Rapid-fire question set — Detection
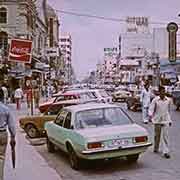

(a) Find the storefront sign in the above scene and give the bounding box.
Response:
[45,47,59,57]
[8,39,32,63]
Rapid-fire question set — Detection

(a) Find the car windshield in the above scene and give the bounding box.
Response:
[75,107,132,129]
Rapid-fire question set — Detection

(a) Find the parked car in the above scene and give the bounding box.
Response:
[126,90,142,111]
[45,103,152,170]
[19,99,80,138]
[112,90,131,102]
[88,89,112,103]
[172,82,180,110]
[39,90,96,113]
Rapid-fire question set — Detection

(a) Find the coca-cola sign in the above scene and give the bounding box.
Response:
[8,39,32,63]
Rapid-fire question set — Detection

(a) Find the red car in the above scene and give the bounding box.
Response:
[39,90,94,113]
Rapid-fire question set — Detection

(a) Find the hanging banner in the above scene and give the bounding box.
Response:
[8,39,33,63]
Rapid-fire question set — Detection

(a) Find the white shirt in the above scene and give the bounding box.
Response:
[2,86,8,98]
[140,88,151,107]
[14,88,23,99]
[148,96,172,124]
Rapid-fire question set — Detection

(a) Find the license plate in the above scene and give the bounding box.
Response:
[109,139,131,147]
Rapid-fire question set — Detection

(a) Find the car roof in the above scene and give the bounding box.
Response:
[53,99,80,105]
[64,103,119,113]
[53,89,92,97]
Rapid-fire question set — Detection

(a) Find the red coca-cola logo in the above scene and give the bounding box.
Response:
[11,47,30,54]
[8,39,32,63]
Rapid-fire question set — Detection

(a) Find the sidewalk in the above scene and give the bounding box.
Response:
[4,103,62,180]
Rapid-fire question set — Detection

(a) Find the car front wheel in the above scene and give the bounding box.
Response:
[126,154,139,163]
[25,124,39,138]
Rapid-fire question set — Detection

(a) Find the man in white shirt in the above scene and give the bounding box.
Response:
[149,86,172,159]
[140,80,151,124]
[1,85,8,104]
[14,86,23,110]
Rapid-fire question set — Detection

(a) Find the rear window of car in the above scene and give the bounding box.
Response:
[75,107,132,129]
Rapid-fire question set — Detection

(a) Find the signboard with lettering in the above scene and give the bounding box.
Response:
[126,16,149,33]
[8,39,32,63]
[167,22,178,62]
[45,47,59,57]
[104,47,118,57]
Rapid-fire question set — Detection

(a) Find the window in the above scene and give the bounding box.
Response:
[54,110,68,126]
[46,105,62,115]
[61,39,66,42]
[0,7,7,23]
[0,32,8,51]
[63,112,72,129]
[75,108,132,129]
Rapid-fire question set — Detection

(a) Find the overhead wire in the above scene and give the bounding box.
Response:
[38,7,177,26]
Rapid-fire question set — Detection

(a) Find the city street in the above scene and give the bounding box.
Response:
[19,103,180,180]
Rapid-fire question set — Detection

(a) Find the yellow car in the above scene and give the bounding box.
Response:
[19,100,79,138]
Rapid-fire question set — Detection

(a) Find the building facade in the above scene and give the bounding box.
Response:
[0,0,64,90]
[59,33,72,84]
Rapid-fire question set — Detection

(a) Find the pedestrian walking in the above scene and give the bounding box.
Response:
[140,80,152,124]
[33,86,40,109]
[14,86,23,110]
[1,85,8,104]
[25,88,32,109]
[0,88,16,180]
[149,86,172,159]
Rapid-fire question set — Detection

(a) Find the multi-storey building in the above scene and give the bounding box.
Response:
[0,0,63,89]
[0,0,39,88]
[59,33,72,84]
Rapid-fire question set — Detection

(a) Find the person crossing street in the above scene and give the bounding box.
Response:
[149,86,172,159]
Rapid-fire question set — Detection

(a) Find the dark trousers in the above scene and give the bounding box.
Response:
[0,131,8,180]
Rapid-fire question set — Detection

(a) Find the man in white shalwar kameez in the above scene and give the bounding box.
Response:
[149,86,172,159]
[140,81,151,124]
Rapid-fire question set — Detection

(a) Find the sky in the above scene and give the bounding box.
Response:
[48,0,180,80]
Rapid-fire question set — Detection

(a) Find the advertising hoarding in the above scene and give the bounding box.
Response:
[8,39,32,63]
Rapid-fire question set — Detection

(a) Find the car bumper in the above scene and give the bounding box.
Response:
[78,143,152,160]
[115,97,127,101]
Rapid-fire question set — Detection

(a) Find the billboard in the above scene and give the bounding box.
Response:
[167,22,178,62]
[126,16,149,33]
[8,39,32,63]
[104,47,118,57]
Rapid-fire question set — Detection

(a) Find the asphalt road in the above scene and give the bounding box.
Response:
[31,103,180,180]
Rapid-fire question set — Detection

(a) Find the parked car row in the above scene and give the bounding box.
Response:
[19,86,152,170]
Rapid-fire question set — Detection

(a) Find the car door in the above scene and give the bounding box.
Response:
[61,112,74,152]
[51,110,68,151]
